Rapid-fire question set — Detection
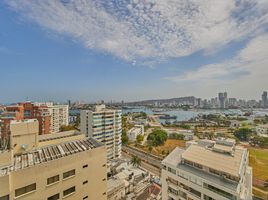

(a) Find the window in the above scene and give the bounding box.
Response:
[15,183,36,197]
[83,196,88,199]
[63,186,75,197]
[83,164,88,168]
[47,175,59,185]
[168,167,176,175]
[47,193,60,200]
[83,180,88,185]
[63,169,75,179]
[0,195,9,200]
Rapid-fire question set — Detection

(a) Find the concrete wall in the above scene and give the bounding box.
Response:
[0,145,107,200]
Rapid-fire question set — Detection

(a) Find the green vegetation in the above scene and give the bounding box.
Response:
[147,129,168,146]
[130,155,141,168]
[60,125,77,132]
[249,148,268,185]
[202,114,230,126]
[74,115,80,129]
[250,136,268,148]
[136,134,144,144]
[163,123,190,129]
[169,133,184,140]
[121,129,128,145]
[234,127,252,141]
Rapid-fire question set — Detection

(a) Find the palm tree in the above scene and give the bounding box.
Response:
[130,155,141,168]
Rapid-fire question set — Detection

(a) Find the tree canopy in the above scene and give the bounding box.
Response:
[147,129,168,146]
[234,127,252,141]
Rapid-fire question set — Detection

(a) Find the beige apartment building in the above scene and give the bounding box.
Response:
[34,102,69,133]
[80,105,122,161]
[0,119,107,200]
[161,138,252,200]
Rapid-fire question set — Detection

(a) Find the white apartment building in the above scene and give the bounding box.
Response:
[0,119,107,200]
[161,138,252,200]
[127,125,144,142]
[80,104,122,160]
[34,102,69,133]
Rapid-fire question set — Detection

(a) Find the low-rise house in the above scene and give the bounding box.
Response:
[127,125,144,142]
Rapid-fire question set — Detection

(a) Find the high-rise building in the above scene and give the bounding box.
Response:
[218,92,228,109]
[80,104,122,160]
[0,119,107,200]
[161,138,252,200]
[261,91,267,108]
[34,103,69,133]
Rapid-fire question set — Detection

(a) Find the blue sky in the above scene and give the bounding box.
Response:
[0,0,268,103]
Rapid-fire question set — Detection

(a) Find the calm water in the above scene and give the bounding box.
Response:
[70,107,268,123]
[122,107,245,122]
[122,107,268,122]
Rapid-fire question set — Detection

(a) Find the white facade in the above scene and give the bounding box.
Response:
[161,139,252,200]
[256,125,268,137]
[34,102,69,133]
[80,105,122,160]
[127,125,144,142]
[48,105,69,133]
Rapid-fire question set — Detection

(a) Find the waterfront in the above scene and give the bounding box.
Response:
[122,107,268,123]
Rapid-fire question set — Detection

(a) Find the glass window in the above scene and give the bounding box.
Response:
[63,186,75,197]
[15,183,36,197]
[47,193,59,200]
[63,169,75,179]
[47,175,59,185]
[0,195,9,200]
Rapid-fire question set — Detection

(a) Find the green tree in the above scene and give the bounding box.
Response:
[121,130,128,145]
[136,134,144,144]
[60,125,76,132]
[234,127,252,141]
[131,155,141,168]
[147,129,168,146]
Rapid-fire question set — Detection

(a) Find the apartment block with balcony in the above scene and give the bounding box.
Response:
[161,138,252,200]
[80,104,122,161]
[34,103,69,134]
[0,119,107,200]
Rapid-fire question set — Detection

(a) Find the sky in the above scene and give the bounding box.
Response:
[0,0,268,103]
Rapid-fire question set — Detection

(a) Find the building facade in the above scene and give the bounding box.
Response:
[80,104,122,160]
[261,91,267,108]
[161,138,252,200]
[47,104,69,133]
[127,125,144,142]
[0,119,107,200]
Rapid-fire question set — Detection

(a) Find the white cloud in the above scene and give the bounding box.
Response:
[5,0,268,64]
[165,34,268,99]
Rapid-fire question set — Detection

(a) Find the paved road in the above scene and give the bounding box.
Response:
[121,152,161,177]
[122,146,162,169]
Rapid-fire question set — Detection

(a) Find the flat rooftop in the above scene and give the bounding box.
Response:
[39,130,82,142]
[0,137,103,177]
[162,147,184,167]
[182,144,246,177]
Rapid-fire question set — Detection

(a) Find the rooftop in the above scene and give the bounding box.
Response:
[182,144,245,177]
[0,137,103,177]
[39,130,82,142]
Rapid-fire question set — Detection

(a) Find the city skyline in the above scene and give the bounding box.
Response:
[1,1,268,102]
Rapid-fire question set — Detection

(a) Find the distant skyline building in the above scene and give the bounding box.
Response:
[261,91,267,108]
[80,104,122,160]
